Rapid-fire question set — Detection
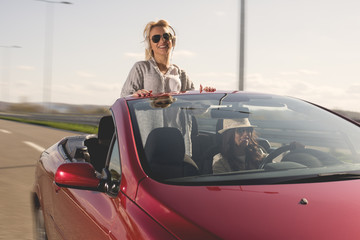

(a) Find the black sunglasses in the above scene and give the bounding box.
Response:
[151,33,172,43]
[235,128,253,134]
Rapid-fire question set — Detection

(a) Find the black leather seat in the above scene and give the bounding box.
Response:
[97,116,115,146]
[85,115,114,172]
[144,127,199,180]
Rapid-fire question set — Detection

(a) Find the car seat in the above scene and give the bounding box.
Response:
[144,127,199,180]
[85,115,114,172]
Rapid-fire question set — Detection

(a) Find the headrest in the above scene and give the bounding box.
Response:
[98,115,114,144]
[144,127,185,165]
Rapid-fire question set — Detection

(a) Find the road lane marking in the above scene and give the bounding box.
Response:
[23,141,45,152]
[0,129,12,134]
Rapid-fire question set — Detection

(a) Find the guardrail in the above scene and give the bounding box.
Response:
[0,112,104,126]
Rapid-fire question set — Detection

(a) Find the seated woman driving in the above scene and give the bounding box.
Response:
[213,118,267,174]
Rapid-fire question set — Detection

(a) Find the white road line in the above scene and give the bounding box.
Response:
[0,129,12,134]
[23,141,45,152]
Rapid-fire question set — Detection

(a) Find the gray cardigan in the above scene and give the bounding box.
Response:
[121,59,194,97]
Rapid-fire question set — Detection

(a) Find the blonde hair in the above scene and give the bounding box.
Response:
[143,19,176,60]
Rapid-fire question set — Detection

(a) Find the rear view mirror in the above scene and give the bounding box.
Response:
[55,163,100,190]
[210,107,250,119]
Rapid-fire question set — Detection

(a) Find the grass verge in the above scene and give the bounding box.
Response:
[0,116,98,134]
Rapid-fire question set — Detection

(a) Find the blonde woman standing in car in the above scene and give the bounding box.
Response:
[121,19,194,97]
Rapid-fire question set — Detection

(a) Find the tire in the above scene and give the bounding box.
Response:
[34,207,48,240]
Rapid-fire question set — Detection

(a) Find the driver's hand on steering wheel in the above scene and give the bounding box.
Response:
[290,142,305,151]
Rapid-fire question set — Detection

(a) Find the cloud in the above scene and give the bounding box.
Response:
[76,71,96,78]
[243,72,360,111]
[17,65,35,71]
[246,73,264,81]
[191,72,237,90]
[298,69,319,75]
[87,81,121,92]
[173,50,196,57]
[247,73,319,97]
[57,81,120,93]
[215,11,226,17]
[52,81,121,105]
[279,71,299,76]
[346,84,360,95]
[195,72,236,78]
[124,52,143,59]
[280,69,319,76]
[13,80,32,87]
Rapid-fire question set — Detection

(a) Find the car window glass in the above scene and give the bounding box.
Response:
[108,138,121,194]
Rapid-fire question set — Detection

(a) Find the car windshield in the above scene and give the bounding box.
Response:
[127,92,360,185]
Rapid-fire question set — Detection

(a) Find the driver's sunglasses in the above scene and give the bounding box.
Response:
[236,128,253,134]
[151,33,172,43]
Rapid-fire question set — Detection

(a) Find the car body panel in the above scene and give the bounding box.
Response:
[137,177,360,239]
[52,187,175,239]
[35,152,176,239]
[35,143,67,239]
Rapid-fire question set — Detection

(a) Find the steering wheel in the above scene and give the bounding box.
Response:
[259,144,293,168]
[259,143,342,169]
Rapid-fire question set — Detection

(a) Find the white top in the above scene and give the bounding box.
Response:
[121,58,194,97]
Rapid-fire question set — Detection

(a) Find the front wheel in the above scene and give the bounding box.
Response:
[34,207,47,240]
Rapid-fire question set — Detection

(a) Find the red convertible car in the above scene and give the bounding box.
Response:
[32,91,360,239]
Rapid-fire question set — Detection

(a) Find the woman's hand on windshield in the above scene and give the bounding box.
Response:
[200,84,216,93]
[133,89,153,97]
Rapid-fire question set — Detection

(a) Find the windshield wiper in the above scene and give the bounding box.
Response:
[164,171,360,186]
[280,172,360,184]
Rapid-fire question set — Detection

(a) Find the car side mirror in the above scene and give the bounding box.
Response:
[55,163,100,190]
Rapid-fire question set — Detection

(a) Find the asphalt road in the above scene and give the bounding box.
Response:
[0,119,78,240]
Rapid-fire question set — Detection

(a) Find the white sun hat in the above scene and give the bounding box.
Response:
[218,118,256,134]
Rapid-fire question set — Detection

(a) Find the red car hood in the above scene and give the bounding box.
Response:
[136,178,360,239]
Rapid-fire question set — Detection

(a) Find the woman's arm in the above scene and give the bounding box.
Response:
[120,63,144,97]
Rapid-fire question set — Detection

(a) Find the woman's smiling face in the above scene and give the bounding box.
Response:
[149,26,173,58]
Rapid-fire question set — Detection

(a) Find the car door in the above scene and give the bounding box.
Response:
[52,136,123,239]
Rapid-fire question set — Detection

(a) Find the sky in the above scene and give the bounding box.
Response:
[1,0,359,112]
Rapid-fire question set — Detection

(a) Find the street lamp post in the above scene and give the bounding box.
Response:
[36,0,72,111]
[239,0,245,91]
[0,45,21,103]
